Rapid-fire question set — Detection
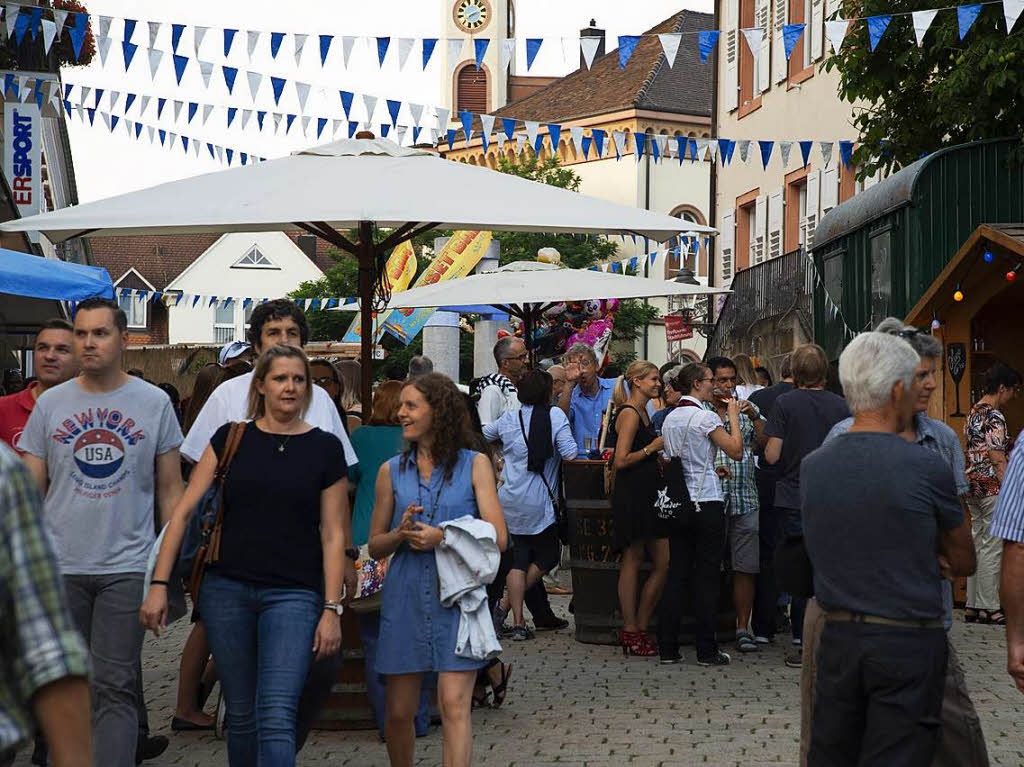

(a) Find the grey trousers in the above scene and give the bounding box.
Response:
[64,573,145,767]
[800,598,989,767]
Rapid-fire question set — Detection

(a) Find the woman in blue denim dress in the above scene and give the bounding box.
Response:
[368,373,507,767]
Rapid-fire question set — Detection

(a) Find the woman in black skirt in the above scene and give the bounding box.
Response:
[610,360,668,657]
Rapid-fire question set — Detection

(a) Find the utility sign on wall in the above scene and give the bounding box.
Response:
[4,102,42,220]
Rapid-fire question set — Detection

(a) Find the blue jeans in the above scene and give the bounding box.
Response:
[358,612,431,737]
[200,574,320,767]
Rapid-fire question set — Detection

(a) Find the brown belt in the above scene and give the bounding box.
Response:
[825,610,943,630]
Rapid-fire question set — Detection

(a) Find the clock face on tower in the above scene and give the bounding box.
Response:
[453,0,492,33]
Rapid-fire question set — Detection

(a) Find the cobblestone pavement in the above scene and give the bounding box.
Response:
[13,587,1024,766]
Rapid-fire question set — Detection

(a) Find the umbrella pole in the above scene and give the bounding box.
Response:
[357,222,376,411]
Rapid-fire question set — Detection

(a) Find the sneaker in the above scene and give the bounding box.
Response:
[792,637,803,647]
[135,735,169,765]
[533,616,569,632]
[754,635,772,645]
[492,602,509,635]
[785,647,803,668]
[697,651,731,666]
[659,651,683,665]
[509,625,534,641]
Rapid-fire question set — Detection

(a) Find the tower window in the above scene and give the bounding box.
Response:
[455,64,489,115]
[232,244,279,269]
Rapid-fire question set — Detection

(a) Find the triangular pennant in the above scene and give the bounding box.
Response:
[819,141,834,167]
[446,38,464,75]
[109,90,121,111]
[548,123,562,152]
[202,104,213,126]
[581,134,592,159]
[317,117,328,139]
[227,106,238,127]
[957,4,982,39]
[911,10,938,46]
[340,91,354,119]
[222,28,237,57]
[501,38,516,71]
[695,138,710,161]
[718,138,735,165]
[148,48,163,78]
[173,100,183,122]
[501,118,516,140]
[247,30,260,61]
[122,40,138,70]
[799,140,813,167]
[194,25,208,58]
[824,20,850,54]
[526,38,543,70]
[395,125,407,145]
[332,118,343,137]
[98,36,113,66]
[698,30,720,63]
[286,113,297,133]
[866,15,891,52]
[741,28,763,60]
[460,110,474,142]
[524,121,540,151]
[613,130,627,160]
[247,71,262,101]
[658,33,682,67]
[738,139,751,163]
[125,92,136,112]
[97,15,111,39]
[480,114,495,149]
[409,103,424,126]
[474,38,490,70]
[319,34,333,65]
[53,9,68,40]
[515,133,527,155]
[387,99,402,126]
[580,36,600,69]
[156,96,166,118]
[779,141,793,167]
[222,65,238,94]
[1005,0,1024,31]
[838,140,855,168]
[397,37,415,70]
[342,36,357,68]
[270,32,285,58]
[146,20,160,48]
[618,35,640,69]
[447,128,457,151]
[293,33,308,65]
[257,111,267,131]
[782,24,805,60]
[4,5,18,39]
[570,126,584,154]
[592,129,606,158]
[363,94,378,122]
[295,81,310,111]
[412,125,423,144]
[435,106,450,130]
[171,23,185,52]
[376,36,390,66]
[69,13,88,61]
[422,38,438,68]
[173,54,188,84]
[242,109,253,129]
[41,18,56,53]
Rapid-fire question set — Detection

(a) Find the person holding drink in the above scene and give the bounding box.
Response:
[706,357,766,654]
[557,342,616,457]
[609,361,669,656]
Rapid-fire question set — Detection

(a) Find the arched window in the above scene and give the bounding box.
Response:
[665,205,707,278]
[454,63,489,116]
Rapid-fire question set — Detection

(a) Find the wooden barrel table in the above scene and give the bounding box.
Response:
[564,459,736,646]
[312,610,377,730]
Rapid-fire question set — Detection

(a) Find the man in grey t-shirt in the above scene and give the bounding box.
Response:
[21,298,183,767]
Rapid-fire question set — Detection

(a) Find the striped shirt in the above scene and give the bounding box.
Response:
[0,443,90,753]
[989,438,1024,543]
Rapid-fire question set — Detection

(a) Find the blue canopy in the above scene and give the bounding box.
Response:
[0,248,113,301]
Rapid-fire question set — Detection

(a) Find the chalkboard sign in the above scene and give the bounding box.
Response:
[947,343,967,417]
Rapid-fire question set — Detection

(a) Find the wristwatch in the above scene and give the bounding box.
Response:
[324,601,344,616]
[344,547,359,561]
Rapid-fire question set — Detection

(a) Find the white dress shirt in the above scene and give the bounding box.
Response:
[661,396,724,503]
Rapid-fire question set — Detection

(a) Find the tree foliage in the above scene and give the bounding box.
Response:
[825,2,1024,178]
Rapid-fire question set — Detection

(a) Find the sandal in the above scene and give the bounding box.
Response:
[489,662,512,708]
[980,609,1006,625]
[471,685,490,708]
[736,631,759,653]
[964,609,980,624]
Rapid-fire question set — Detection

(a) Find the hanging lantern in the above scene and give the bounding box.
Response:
[1007,267,1019,282]
[953,283,964,302]
[983,249,994,263]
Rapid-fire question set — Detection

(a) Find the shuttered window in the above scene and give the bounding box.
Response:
[456,66,488,115]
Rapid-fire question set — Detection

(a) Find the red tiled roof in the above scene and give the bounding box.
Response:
[492,11,713,125]
[88,231,341,289]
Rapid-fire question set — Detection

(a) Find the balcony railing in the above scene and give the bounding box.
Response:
[707,248,814,357]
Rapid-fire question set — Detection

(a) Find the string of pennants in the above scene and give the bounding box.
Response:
[102,241,709,316]
[804,252,858,341]
[2,0,1022,77]
[38,76,862,172]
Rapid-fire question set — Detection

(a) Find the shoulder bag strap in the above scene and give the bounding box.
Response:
[206,421,246,562]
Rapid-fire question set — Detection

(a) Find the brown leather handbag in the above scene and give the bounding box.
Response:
[188,421,246,602]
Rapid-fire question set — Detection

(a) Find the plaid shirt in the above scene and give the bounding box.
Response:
[0,443,89,753]
[708,403,760,517]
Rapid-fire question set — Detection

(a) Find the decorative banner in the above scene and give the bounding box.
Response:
[957,3,982,38]
[825,19,851,53]
[912,9,939,45]
[664,314,694,342]
[4,101,41,220]
[867,14,892,51]
[380,231,492,345]
[342,240,417,343]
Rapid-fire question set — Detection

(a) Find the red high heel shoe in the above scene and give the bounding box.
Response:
[620,630,658,657]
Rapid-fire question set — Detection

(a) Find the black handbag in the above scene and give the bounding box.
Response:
[518,411,570,544]
[654,457,696,531]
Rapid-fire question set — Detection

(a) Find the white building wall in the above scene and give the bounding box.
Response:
[166,232,324,345]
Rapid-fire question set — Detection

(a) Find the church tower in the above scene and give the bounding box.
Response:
[438,0,515,124]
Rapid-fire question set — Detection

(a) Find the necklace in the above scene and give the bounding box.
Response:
[273,434,292,453]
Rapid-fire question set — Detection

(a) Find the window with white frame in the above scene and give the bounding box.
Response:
[118,291,148,329]
[232,244,279,269]
[803,0,814,67]
[214,302,236,343]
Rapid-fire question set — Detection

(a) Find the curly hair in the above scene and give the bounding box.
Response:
[401,373,476,481]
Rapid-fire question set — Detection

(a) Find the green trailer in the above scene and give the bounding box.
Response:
[811,138,1024,358]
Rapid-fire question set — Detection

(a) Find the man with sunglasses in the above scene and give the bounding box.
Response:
[557,342,617,457]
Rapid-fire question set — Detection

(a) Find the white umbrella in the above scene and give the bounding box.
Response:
[1,138,715,402]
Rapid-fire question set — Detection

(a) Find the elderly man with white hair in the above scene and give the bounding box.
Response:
[802,332,975,767]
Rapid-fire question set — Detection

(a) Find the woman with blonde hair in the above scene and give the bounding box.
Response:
[142,345,348,766]
[336,359,363,432]
[733,354,763,400]
[609,360,668,656]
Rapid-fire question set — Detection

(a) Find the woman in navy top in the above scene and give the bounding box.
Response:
[368,373,507,767]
